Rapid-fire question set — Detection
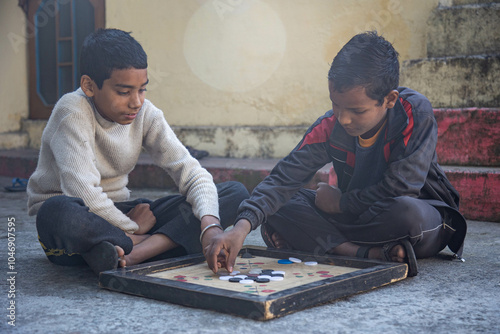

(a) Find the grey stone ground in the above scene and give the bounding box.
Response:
[0,179,499,333]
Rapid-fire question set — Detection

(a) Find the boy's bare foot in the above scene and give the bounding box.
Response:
[370,240,418,276]
[119,234,177,267]
[369,244,405,263]
[330,241,418,276]
[116,245,126,268]
[126,233,150,246]
[329,242,406,262]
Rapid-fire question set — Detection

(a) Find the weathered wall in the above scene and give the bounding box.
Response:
[0,0,29,134]
[106,0,439,129]
[1,0,442,154]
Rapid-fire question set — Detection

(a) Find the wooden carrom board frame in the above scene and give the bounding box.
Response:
[99,246,408,320]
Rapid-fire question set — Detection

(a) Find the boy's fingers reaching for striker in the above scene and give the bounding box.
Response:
[217,249,227,267]
[205,243,221,274]
[226,246,241,274]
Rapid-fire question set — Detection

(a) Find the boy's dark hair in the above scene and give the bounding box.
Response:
[80,28,148,89]
[328,31,399,105]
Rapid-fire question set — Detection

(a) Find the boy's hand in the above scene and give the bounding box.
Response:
[199,216,227,270]
[315,182,342,214]
[127,203,156,234]
[199,216,223,250]
[204,219,251,274]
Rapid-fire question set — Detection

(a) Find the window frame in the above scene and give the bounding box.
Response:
[26,0,105,119]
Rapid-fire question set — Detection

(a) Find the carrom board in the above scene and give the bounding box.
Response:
[99,246,408,320]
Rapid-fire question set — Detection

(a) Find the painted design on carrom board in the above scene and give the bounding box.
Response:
[147,255,359,296]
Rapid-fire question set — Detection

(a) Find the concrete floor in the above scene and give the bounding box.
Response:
[0,180,499,333]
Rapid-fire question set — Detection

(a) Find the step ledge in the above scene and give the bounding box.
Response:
[439,2,500,9]
[1,150,499,173]
[434,107,500,112]
[140,155,332,173]
[403,54,500,65]
[442,165,500,174]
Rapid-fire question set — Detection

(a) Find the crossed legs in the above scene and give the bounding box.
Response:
[264,189,445,263]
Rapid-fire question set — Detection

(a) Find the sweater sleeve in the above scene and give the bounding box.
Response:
[142,107,219,221]
[51,112,139,233]
[236,112,335,230]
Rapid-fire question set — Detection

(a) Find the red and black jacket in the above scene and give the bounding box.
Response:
[237,87,466,254]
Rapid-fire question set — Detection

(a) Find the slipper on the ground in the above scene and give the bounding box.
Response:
[382,239,419,277]
[357,239,418,277]
[81,241,119,275]
[5,178,28,192]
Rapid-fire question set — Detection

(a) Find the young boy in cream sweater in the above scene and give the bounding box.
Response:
[27,28,248,275]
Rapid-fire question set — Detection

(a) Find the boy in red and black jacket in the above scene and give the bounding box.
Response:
[205,31,467,277]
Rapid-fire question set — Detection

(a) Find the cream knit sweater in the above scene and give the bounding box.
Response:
[27,89,219,233]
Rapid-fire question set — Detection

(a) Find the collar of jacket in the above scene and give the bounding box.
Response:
[329,98,410,152]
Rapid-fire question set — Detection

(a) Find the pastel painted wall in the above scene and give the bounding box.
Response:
[106,0,439,129]
[0,0,441,154]
[0,0,29,133]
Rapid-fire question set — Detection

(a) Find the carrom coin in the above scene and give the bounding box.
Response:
[256,278,270,283]
[234,275,247,279]
[278,259,293,264]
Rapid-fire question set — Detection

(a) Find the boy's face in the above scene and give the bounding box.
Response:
[328,81,398,139]
[82,68,149,125]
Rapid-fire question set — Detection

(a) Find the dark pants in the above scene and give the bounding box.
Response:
[36,181,249,266]
[265,189,455,259]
